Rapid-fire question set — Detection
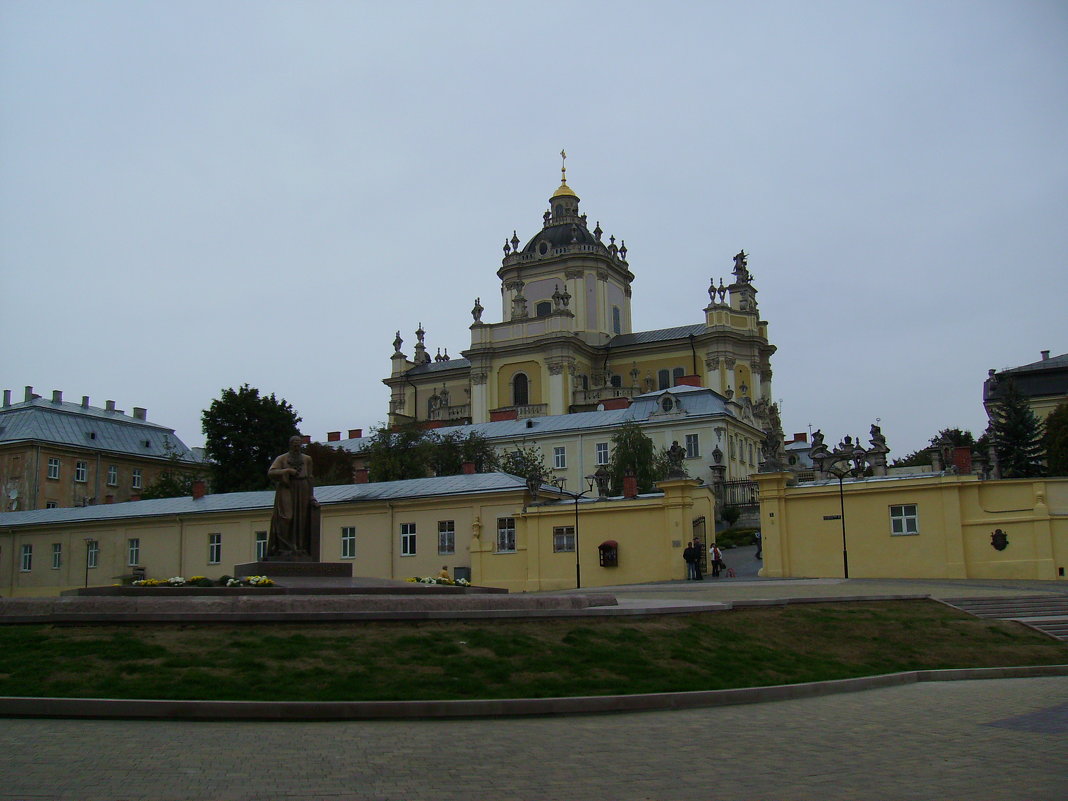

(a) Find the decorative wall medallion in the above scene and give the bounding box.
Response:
[990,529,1009,551]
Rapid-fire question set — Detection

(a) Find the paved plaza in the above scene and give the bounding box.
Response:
[3,565,1068,800]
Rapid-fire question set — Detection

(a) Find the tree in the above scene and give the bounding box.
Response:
[202,385,302,493]
[990,380,1045,478]
[425,431,498,476]
[892,427,977,468]
[303,441,355,486]
[140,440,207,500]
[364,422,432,482]
[497,442,549,486]
[606,422,670,495]
[1043,403,1068,477]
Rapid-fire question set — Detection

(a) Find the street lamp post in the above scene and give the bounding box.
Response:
[824,461,854,579]
[553,475,597,589]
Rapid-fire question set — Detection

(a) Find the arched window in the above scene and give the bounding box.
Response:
[580,374,589,390]
[672,367,685,385]
[512,373,529,407]
[658,369,671,390]
[535,300,552,317]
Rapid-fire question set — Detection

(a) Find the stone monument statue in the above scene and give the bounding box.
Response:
[666,440,688,478]
[266,435,319,560]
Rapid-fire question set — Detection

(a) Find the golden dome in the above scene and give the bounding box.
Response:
[551,181,577,199]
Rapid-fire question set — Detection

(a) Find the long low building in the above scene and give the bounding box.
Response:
[0,472,715,597]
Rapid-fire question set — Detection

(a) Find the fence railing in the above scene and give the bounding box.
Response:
[719,479,759,507]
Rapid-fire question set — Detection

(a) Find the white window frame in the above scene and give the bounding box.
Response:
[401,523,416,556]
[341,526,356,559]
[52,543,62,570]
[107,465,118,486]
[553,525,575,553]
[438,520,455,555]
[87,540,99,569]
[20,544,32,572]
[496,517,516,553]
[127,538,140,566]
[47,457,60,480]
[74,460,88,483]
[255,530,268,560]
[685,433,700,459]
[45,501,58,509]
[553,446,566,470]
[208,533,221,564]
[595,442,609,466]
[890,504,919,536]
[132,468,143,490]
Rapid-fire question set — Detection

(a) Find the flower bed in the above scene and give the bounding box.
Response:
[406,576,471,587]
[132,575,274,588]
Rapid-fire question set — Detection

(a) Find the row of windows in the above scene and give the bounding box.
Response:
[45,457,142,488]
[549,435,701,470]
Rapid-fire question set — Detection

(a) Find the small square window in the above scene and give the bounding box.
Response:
[685,434,700,459]
[74,461,88,483]
[496,517,516,553]
[401,523,416,556]
[553,446,566,469]
[438,521,455,555]
[553,526,575,552]
[890,504,919,536]
[45,501,58,509]
[47,458,60,480]
[595,442,609,466]
[341,526,356,559]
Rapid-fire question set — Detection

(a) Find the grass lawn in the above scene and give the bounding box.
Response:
[0,600,1064,702]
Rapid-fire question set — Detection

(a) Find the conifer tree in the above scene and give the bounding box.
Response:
[1043,402,1068,477]
[990,380,1045,478]
[606,422,673,494]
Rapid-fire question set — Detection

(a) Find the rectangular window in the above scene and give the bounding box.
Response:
[208,533,221,564]
[595,442,609,465]
[255,530,268,560]
[401,523,416,556]
[553,525,575,552]
[553,446,566,469]
[87,540,99,569]
[496,517,516,553]
[132,468,143,490]
[890,504,919,536]
[20,544,32,572]
[52,543,62,570]
[437,520,455,554]
[341,526,356,559]
[74,461,88,483]
[45,501,58,509]
[47,457,60,480]
[128,538,140,566]
[107,465,118,486]
[685,434,700,459]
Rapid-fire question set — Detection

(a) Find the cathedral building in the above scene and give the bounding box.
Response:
[374,162,781,489]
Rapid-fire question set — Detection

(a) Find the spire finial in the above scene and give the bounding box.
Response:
[560,148,567,184]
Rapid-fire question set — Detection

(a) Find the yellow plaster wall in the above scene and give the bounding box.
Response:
[754,473,1068,581]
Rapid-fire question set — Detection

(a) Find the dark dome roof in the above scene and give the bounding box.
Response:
[522,223,600,254]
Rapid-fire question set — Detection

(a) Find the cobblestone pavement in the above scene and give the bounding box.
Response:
[2,676,1065,801]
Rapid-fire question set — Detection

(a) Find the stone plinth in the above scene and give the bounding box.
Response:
[233,561,353,578]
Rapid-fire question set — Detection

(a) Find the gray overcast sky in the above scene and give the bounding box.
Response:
[2,0,1066,460]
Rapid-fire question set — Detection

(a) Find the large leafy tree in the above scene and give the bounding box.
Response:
[497,442,549,486]
[140,440,208,500]
[364,422,432,482]
[1042,403,1068,477]
[202,385,302,493]
[425,431,498,476]
[990,380,1045,478]
[606,421,673,495]
[304,441,355,486]
[892,427,976,468]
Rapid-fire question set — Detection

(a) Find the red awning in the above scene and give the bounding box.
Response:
[599,540,618,548]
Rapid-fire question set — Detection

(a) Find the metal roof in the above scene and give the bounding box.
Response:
[1000,353,1068,374]
[407,358,472,375]
[333,385,742,452]
[607,323,707,347]
[0,398,200,463]
[0,472,530,529]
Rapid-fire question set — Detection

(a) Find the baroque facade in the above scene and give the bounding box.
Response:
[374,163,781,487]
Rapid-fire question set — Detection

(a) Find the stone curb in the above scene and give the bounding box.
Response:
[2,665,1065,722]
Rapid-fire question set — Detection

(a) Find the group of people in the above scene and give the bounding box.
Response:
[682,540,726,580]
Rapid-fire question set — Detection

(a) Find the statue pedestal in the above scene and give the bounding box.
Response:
[233,561,353,578]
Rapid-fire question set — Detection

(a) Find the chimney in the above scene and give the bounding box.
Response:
[52,390,63,403]
[1041,350,1050,360]
[952,446,973,475]
[129,493,141,502]
[462,461,476,475]
[105,494,114,504]
[301,435,311,445]
[81,395,90,408]
[327,431,341,442]
[622,470,638,499]
[354,466,370,484]
[675,375,702,387]
[348,428,363,439]
[25,386,34,402]
[3,390,10,407]
[133,407,147,420]
[105,400,116,412]
[191,479,207,500]
[794,432,808,443]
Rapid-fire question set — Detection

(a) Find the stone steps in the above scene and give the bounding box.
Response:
[943,595,1068,641]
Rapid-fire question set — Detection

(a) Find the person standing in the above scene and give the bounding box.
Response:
[709,542,723,578]
[683,541,697,580]
[754,530,762,559]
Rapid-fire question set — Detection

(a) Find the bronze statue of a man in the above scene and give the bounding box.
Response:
[266,435,319,559]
